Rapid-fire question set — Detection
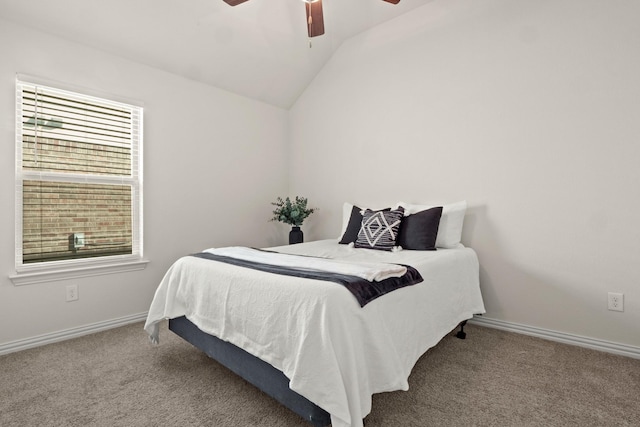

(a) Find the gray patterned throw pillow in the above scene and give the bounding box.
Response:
[355,206,404,251]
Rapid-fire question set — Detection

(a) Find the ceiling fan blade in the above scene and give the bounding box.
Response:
[222,0,250,6]
[305,0,325,38]
[382,0,401,4]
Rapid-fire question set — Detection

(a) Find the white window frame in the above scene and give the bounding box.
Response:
[10,76,148,285]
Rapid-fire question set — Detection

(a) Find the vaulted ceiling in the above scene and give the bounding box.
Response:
[0,0,428,108]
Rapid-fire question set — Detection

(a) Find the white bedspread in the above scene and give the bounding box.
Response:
[144,239,485,427]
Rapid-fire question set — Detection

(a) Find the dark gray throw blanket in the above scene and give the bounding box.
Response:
[191,252,423,307]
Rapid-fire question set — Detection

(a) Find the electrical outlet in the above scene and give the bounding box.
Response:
[608,292,623,312]
[66,284,79,302]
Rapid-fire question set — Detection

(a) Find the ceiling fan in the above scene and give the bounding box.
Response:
[222,0,401,38]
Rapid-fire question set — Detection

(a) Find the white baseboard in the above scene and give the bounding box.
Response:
[469,315,640,360]
[0,312,148,356]
[3,313,638,360]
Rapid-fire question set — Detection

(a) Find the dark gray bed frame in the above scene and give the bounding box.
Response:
[169,316,332,427]
[169,316,469,426]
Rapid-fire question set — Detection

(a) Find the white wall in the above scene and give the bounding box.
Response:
[290,0,640,347]
[0,18,289,346]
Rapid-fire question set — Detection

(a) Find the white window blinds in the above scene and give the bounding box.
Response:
[15,79,143,269]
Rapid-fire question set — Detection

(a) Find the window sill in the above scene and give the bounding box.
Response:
[9,258,150,286]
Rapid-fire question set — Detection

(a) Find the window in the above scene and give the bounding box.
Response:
[11,78,146,285]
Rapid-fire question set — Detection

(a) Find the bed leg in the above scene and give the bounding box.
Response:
[455,320,467,340]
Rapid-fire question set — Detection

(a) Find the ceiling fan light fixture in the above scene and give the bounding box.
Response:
[222,0,250,6]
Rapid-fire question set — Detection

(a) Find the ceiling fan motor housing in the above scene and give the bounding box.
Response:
[222,0,400,38]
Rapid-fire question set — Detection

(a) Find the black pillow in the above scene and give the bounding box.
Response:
[339,205,363,244]
[396,206,443,250]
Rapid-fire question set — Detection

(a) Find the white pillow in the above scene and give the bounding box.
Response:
[398,200,467,249]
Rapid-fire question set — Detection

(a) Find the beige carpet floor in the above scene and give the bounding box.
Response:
[1,322,638,427]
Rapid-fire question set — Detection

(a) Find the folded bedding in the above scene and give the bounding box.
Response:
[193,248,423,307]
[203,246,408,281]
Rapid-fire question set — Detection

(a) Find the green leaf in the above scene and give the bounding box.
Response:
[268,195,318,225]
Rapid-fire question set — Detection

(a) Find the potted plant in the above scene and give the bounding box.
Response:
[270,196,317,244]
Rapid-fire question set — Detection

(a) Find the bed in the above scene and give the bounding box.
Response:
[144,234,485,427]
